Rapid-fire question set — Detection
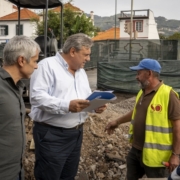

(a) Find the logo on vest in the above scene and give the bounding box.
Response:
[150,104,162,112]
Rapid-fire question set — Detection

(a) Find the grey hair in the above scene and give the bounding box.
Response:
[3,35,41,66]
[62,33,93,54]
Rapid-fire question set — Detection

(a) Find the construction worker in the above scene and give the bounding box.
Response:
[105,58,180,180]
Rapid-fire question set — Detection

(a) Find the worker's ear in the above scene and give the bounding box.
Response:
[69,47,76,57]
[17,56,25,67]
[149,70,153,76]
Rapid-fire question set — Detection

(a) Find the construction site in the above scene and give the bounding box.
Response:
[0,1,180,180]
[23,69,170,180]
[24,89,135,180]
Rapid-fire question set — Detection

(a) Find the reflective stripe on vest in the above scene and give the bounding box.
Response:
[144,143,172,150]
[145,125,172,133]
[129,84,179,167]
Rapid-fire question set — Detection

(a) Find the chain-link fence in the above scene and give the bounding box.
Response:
[89,39,180,94]
[89,39,180,63]
[1,39,180,94]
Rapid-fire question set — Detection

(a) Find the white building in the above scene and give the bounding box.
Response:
[119,9,159,39]
[0,8,39,43]
[0,0,17,18]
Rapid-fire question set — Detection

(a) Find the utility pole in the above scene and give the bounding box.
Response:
[114,0,117,39]
[130,0,133,40]
[129,0,133,60]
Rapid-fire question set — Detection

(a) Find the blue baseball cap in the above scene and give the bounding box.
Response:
[129,58,161,73]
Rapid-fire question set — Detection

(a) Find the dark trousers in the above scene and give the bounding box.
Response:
[126,147,167,180]
[16,171,21,180]
[33,122,83,180]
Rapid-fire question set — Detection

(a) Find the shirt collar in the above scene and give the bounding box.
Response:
[56,52,69,70]
[154,80,163,92]
[142,80,163,95]
[55,52,81,73]
[0,68,24,88]
[0,67,11,79]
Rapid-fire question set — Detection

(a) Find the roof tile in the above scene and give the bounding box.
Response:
[92,27,120,41]
[53,2,83,13]
[0,8,39,21]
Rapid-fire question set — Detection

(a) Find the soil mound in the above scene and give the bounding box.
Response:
[24,95,135,180]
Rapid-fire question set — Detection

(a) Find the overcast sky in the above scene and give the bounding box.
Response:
[70,0,179,20]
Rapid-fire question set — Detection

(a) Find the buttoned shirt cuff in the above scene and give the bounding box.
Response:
[59,100,70,113]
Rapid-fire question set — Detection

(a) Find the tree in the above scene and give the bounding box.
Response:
[159,33,166,40]
[31,7,98,42]
[167,32,180,40]
[71,14,97,37]
[31,10,61,39]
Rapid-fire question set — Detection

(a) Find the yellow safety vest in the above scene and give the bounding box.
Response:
[129,84,179,167]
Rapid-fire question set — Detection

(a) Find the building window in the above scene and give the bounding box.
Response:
[135,21,143,32]
[16,25,23,35]
[0,25,8,35]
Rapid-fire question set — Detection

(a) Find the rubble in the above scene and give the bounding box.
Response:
[24,95,136,180]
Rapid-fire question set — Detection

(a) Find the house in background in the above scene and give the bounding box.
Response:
[119,9,159,39]
[0,0,17,18]
[92,27,120,41]
[91,10,159,61]
[0,8,39,43]
[53,2,84,15]
[53,3,94,25]
[0,1,87,43]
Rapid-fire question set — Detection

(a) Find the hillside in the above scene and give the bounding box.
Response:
[155,16,180,36]
[86,13,180,36]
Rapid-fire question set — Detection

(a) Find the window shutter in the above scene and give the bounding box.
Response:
[20,25,23,35]
[5,25,8,35]
[16,25,18,35]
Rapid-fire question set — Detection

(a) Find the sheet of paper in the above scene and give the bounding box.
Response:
[93,90,114,93]
[82,97,117,112]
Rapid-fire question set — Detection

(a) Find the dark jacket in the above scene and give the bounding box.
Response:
[0,68,26,180]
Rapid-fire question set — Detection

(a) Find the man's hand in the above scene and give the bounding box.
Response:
[105,111,133,135]
[168,154,179,172]
[95,104,107,114]
[170,119,180,172]
[104,119,119,135]
[69,99,90,112]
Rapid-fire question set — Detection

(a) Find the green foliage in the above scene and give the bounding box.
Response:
[32,8,98,42]
[63,8,77,39]
[167,32,180,40]
[159,33,166,39]
[31,10,62,39]
[95,27,101,32]
[71,14,97,37]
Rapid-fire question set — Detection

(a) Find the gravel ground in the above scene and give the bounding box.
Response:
[24,93,136,180]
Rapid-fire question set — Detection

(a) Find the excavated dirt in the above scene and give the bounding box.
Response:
[24,93,136,180]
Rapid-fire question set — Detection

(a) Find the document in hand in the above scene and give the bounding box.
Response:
[83,91,117,112]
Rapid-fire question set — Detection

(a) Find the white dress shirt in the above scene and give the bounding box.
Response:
[29,52,92,128]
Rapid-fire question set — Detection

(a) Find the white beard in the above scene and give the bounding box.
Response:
[139,80,150,89]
